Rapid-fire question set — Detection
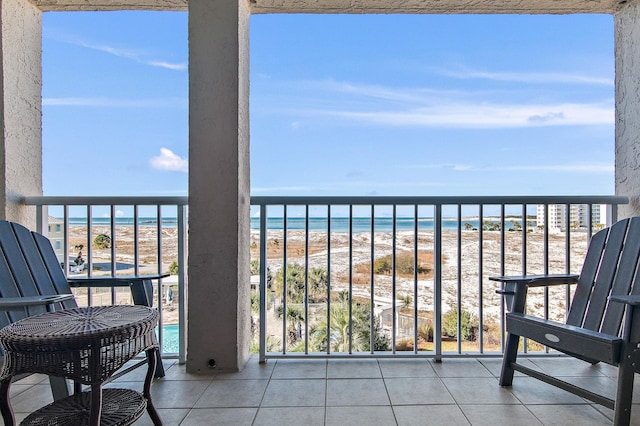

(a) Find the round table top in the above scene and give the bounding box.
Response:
[0,305,158,352]
[0,305,159,384]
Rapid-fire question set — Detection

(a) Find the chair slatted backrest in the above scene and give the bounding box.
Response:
[0,220,76,328]
[566,217,640,337]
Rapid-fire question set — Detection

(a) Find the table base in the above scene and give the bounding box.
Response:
[21,388,146,426]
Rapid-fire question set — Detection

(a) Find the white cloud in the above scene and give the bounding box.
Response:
[148,60,187,71]
[310,101,613,128]
[408,162,613,174]
[68,38,185,71]
[436,69,614,86]
[256,79,614,129]
[150,148,188,172]
[501,163,614,173]
[436,69,615,87]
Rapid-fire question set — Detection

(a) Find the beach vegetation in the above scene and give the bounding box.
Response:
[482,221,501,231]
[251,291,260,314]
[250,335,280,354]
[509,220,522,232]
[418,322,434,342]
[309,297,390,352]
[168,261,179,275]
[373,257,392,274]
[395,339,413,351]
[250,259,260,275]
[273,263,328,303]
[442,305,479,341]
[93,233,111,249]
[353,251,434,280]
[275,304,305,323]
[401,294,413,309]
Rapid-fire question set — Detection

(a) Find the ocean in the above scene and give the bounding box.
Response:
[66,216,527,233]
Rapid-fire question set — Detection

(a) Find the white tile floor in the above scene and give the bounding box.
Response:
[6,356,640,425]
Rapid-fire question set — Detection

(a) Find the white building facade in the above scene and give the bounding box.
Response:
[536,204,608,231]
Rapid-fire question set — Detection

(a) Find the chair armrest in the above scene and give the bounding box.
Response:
[609,294,640,306]
[67,274,170,288]
[491,274,579,314]
[67,274,170,307]
[490,274,579,291]
[0,294,75,311]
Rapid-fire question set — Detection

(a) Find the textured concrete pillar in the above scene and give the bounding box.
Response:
[187,0,251,372]
[0,0,42,226]
[615,2,640,218]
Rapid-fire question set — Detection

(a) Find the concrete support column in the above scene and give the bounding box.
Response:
[615,2,640,218]
[187,0,251,372]
[0,0,42,226]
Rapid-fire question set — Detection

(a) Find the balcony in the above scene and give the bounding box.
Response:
[15,194,640,424]
[7,356,636,424]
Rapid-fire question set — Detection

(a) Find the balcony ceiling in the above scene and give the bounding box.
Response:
[32,0,626,13]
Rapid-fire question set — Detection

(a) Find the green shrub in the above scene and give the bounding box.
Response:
[168,261,179,275]
[442,306,479,341]
[93,233,111,249]
[395,254,430,275]
[418,322,434,342]
[250,259,260,275]
[373,257,391,274]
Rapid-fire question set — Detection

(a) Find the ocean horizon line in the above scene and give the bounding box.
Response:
[62,216,535,233]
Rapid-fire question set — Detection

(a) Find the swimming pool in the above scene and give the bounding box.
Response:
[161,324,179,354]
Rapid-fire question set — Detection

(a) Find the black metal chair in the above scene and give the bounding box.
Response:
[491,216,640,425]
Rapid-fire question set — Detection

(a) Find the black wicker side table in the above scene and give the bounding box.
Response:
[0,305,163,426]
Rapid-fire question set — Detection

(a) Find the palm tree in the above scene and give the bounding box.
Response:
[274,263,306,303]
[310,300,366,352]
[275,305,305,324]
[275,304,305,347]
[308,267,328,302]
[274,264,328,303]
[309,299,389,352]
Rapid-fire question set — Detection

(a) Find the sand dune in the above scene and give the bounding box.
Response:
[68,225,589,326]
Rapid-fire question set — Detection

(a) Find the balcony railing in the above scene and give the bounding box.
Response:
[24,196,188,363]
[251,195,629,362]
[24,195,629,365]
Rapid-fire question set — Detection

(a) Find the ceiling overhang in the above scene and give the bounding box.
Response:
[31,0,628,14]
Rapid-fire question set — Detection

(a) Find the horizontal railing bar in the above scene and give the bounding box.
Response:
[26,194,628,208]
[24,195,189,206]
[251,195,628,206]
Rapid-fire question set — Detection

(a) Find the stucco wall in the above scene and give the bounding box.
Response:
[187,0,251,372]
[615,2,640,218]
[0,0,42,225]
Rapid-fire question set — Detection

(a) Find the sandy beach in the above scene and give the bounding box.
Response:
[67,224,589,328]
[251,229,589,325]
[68,225,181,324]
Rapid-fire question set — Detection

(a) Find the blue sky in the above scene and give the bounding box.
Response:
[42,12,614,197]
